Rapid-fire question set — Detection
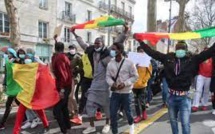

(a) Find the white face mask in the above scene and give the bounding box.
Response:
[24,59,32,64]
[70,49,76,55]
[95,47,102,52]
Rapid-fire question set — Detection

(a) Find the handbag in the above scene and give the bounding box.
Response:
[111,59,125,91]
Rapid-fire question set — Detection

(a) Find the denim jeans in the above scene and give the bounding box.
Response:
[168,94,191,134]
[110,92,134,134]
[162,77,169,104]
[147,77,154,103]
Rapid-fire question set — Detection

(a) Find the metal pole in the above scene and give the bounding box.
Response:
[167,0,172,53]
[107,0,111,46]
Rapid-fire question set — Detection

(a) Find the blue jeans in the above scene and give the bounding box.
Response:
[110,92,134,134]
[168,95,191,134]
[162,77,169,104]
[147,77,155,103]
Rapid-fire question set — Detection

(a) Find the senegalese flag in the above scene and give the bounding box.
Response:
[134,26,215,45]
[6,62,60,110]
[72,16,125,29]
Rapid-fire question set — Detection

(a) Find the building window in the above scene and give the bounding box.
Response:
[39,0,48,9]
[87,32,91,43]
[114,0,117,5]
[121,2,125,11]
[87,10,92,21]
[129,6,132,14]
[36,44,52,63]
[0,13,9,34]
[65,2,72,15]
[38,21,48,38]
[64,27,70,43]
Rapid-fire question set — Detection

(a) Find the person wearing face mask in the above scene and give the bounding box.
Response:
[71,25,129,134]
[134,38,215,134]
[13,48,50,134]
[106,42,138,134]
[17,49,26,64]
[0,48,19,130]
[66,45,83,125]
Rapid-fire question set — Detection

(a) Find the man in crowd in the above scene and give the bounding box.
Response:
[71,24,129,133]
[106,42,138,134]
[52,41,72,134]
[66,44,83,125]
[134,38,215,134]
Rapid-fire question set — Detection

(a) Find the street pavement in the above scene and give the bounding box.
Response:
[0,93,215,134]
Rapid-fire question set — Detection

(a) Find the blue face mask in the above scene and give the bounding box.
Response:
[110,50,117,57]
[19,54,25,59]
[24,59,32,64]
[176,49,186,58]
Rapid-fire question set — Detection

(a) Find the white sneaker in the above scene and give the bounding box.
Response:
[212,110,215,115]
[130,124,134,134]
[21,122,31,129]
[83,126,96,134]
[31,118,38,128]
[102,124,110,134]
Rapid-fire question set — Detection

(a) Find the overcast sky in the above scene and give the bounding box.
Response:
[132,0,196,32]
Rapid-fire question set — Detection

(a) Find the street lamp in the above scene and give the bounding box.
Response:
[164,0,174,53]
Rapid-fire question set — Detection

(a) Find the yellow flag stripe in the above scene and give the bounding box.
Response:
[124,108,168,134]
[15,63,38,109]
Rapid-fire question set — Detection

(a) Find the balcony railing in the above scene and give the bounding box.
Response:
[110,5,134,21]
[98,1,109,10]
[98,1,134,21]
[60,11,76,23]
[128,0,136,4]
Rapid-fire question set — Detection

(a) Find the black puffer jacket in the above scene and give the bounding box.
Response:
[140,42,215,91]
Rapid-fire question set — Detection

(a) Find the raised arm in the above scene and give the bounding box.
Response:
[192,42,215,64]
[137,41,167,63]
[114,24,129,44]
[71,28,89,50]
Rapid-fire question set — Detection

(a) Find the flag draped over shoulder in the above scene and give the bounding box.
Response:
[6,62,60,110]
[134,26,215,46]
[71,16,125,29]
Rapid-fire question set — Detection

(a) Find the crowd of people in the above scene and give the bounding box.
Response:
[0,24,215,134]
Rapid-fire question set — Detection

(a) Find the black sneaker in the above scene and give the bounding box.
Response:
[0,124,5,130]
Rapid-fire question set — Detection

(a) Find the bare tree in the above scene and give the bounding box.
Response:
[4,0,20,48]
[175,0,190,32]
[188,0,215,48]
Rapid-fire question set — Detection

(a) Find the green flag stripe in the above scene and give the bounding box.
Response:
[6,62,22,96]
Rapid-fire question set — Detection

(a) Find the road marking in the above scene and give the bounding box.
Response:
[203,120,215,127]
[123,108,168,134]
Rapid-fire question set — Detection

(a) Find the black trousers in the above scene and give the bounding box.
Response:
[0,96,19,125]
[212,92,215,109]
[133,88,146,116]
[53,88,71,133]
[78,77,92,114]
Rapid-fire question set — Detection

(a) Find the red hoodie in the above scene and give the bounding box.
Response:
[198,58,213,77]
[51,53,72,91]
